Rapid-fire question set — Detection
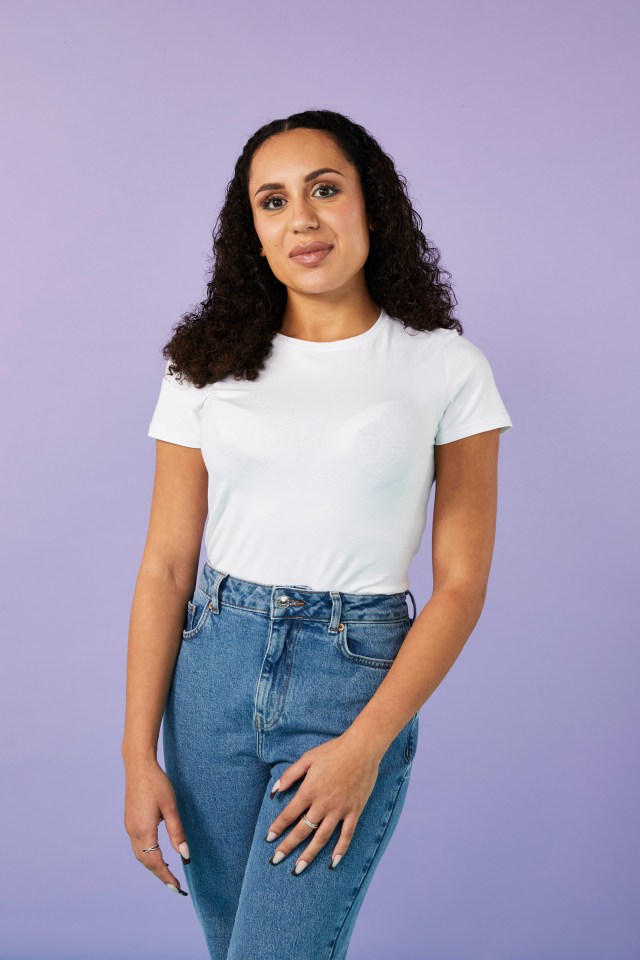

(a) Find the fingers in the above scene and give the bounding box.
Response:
[291,813,344,874]
[269,754,312,798]
[266,803,350,874]
[130,833,189,896]
[265,757,360,875]
[327,814,357,869]
[164,807,191,864]
[123,762,190,895]
[266,781,313,843]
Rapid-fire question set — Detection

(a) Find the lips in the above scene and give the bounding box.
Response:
[289,241,333,258]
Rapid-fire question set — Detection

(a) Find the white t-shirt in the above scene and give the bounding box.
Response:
[148,307,513,593]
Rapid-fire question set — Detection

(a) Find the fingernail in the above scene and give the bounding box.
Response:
[329,855,342,869]
[292,860,308,875]
[269,850,285,865]
[270,779,281,798]
[265,831,277,842]
[179,841,190,863]
[166,883,189,896]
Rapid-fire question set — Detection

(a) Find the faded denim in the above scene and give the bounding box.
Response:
[162,562,420,959]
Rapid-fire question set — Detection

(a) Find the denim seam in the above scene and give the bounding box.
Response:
[336,619,412,669]
[217,600,274,617]
[262,625,300,731]
[326,765,412,960]
[181,600,214,640]
[253,615,276,758]
[339,639,392,669]
[403,712,419,764]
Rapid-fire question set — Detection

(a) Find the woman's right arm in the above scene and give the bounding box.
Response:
[121,439,208,893]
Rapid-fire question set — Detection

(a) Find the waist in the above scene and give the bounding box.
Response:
[200,562,416,625]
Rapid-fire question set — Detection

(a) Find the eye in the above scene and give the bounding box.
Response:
[259,194,285,211]
[314,182,341,199]
[258,182,342,211]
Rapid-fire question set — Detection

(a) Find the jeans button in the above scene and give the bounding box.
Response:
[276,595,291,606]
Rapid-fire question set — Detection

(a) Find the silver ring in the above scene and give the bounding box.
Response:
[301,813,319,830]
[142,843,160,854]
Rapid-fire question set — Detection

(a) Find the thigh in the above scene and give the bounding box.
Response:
[162,595,272,959]
[226,759,415,960]
[226,610,420,960]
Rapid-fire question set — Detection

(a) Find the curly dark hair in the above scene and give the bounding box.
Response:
[161,109,462,388]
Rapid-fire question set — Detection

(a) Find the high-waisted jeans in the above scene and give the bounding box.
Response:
[162,562,420,960]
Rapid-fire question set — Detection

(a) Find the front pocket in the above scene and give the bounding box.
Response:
[182,585,214,640]
[337,618,411,669]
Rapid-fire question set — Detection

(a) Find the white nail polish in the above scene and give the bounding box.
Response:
[166,883,181,894]
[272,778,281,793]
[294,860,308,874]
[179,841,190,859]
[271,850,285,864]
[331,855,342,868]
[266,831,277,842]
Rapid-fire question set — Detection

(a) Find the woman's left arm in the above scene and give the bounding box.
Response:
[262,428,504,872]
[344,426,503,757]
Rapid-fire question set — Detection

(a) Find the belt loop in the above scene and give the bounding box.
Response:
[328,591,342,634]
[406,588,417,625]
[208,568,228,614]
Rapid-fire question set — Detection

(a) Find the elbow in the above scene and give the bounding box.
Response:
[433,576,487,619]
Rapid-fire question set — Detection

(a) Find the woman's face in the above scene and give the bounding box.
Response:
[248,128,372,297]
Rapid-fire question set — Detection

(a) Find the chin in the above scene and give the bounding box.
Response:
[292,279,343,296]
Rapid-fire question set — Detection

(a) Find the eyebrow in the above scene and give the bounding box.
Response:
[253,167,345,198]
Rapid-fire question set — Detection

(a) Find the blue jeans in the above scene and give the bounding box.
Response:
[162,562,420,959]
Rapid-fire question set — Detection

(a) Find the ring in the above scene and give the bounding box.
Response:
[142,843,160,854]
[301,813,319,830]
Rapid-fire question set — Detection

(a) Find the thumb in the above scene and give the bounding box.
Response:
[164,806,190,863]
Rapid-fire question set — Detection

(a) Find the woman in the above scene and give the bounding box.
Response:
[122,109,513,959]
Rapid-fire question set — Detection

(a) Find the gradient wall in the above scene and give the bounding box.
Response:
[1,1,638,957]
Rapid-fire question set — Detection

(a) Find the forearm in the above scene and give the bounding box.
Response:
[121,563,193,765]
[343,583,485,759]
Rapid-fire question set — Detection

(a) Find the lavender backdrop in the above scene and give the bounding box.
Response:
[2,1,638,958]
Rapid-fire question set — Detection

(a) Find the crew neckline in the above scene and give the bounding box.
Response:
[274,307,389,351]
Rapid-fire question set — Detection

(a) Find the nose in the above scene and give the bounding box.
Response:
[288,192,319,231]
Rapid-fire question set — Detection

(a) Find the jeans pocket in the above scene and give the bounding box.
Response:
[182,585,214,640]
[337,618,411,669]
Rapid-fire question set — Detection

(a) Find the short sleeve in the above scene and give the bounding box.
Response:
[434,332,513,445]
[147,360,203,448]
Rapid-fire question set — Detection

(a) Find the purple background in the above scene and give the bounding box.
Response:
[2,1,638,957]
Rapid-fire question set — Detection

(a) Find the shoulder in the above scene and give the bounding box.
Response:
[437,329,497,379]
[438,327,486,355]
[385,317,453,354]
[159,360,218,403]
[386,320,490,371]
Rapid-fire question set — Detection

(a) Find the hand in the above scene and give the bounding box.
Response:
[264,732,381,875]
[123,756,190,895]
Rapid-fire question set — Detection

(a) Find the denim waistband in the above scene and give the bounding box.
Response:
[199,562,418,631]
